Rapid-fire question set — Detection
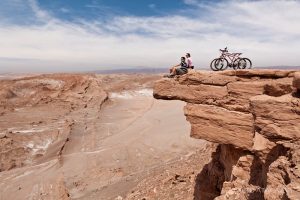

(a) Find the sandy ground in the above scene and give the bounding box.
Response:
[0,74,206,200]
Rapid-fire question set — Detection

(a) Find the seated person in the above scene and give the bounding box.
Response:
[186,53,194,69]
[165,57,188,78]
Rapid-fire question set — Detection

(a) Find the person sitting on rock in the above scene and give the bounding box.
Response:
[186,53,194,69]
[165,57,188,78]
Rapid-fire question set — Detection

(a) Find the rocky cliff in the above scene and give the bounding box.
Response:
[153,70,300,200]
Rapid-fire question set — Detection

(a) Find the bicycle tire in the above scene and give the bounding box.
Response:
[210,58,219,71]
[232,58,241,70]
[238,58,252,69]
[243,58,252,69]
[214,58,228,71]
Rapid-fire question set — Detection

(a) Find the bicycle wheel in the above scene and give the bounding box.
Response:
[238,58,252,69]
[232,58,241,70]
[214,58,228,71]
[210,58,219,71]
[243,58,252,69]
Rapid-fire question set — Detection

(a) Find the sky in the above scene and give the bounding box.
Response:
[0,0,300,72]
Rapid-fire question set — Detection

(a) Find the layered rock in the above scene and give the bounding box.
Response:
[0,74,108,171]
[153,69,300,199]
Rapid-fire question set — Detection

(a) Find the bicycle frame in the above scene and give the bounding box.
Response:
[219,51,242,66]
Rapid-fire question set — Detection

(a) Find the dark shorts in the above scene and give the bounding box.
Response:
[175,68,187,75]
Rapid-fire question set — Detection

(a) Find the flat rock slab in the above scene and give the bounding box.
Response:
[185,103,254,149]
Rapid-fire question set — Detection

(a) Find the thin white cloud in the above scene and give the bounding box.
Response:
[183,0,200,6]
[148,4,156,9]
[0,0,300,72]
[28,0,53,22]
[60,8,70,13]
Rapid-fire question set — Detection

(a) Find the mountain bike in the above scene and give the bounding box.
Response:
[210,47,252,71]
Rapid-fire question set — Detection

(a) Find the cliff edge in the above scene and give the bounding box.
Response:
[153,70,300,200]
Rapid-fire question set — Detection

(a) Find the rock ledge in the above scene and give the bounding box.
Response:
[154,70,300,199]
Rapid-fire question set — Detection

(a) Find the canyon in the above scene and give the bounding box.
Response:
[1,70,300,200]
[0,73,205,200]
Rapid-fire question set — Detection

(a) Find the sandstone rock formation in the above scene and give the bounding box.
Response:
[153,70,300,199]
[293,72,300,93]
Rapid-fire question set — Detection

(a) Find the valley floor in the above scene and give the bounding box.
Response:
[0,74,208,200]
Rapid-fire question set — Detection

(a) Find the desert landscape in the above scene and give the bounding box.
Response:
[0,73,208,200]
[1,69,300,200]
[1,0,300,199]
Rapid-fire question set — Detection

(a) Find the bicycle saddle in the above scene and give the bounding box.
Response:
[219,47,228,52]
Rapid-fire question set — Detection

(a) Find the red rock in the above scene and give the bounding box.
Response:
[252,132,276,162]
[263,77,293,97]
[226,80,267,109]
[185,103,254,149]
[153,69,300,199]
[250,94,300,140]
[153,79,228,104]
[221,69,295,78]
[293,72,300,90]
[177,71,238,86]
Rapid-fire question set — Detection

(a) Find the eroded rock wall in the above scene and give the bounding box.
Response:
[153,70,300,199]
[0,74,108,172]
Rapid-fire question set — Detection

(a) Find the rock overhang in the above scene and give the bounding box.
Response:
[153,69,300,151]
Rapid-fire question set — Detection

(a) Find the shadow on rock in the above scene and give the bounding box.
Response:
[193,146,225,200]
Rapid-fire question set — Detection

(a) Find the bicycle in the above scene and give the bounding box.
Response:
[210,47,252,71]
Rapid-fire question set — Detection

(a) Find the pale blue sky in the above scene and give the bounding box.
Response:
[0,0,300,72]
